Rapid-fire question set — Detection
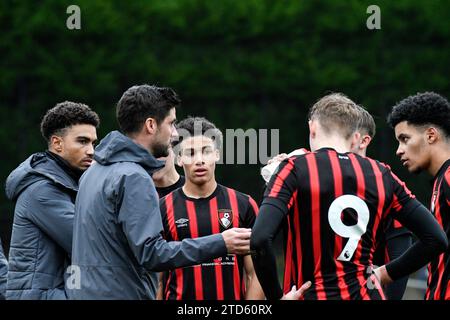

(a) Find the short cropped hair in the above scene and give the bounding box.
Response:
[308,93,361,139]
[40,101,100,142]
[175,116,223,150]
[387,92,450,137]
[116,84,181,135]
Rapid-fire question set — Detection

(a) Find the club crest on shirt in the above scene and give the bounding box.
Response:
[218,209,233,229]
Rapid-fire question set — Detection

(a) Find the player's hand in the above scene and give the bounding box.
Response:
[267,153,288,165]
[373,265,393,285]
[281,281,312,300]
[221,228,251,255]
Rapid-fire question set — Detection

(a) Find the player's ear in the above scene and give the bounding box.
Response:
[425,127,438,144]
[214,149,220,162]
[50,135,64,153]
[360,135,372,149]
[308,120,316,138]
[144,117,157,135]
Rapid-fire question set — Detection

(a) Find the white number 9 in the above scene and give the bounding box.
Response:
[328,195,370,262]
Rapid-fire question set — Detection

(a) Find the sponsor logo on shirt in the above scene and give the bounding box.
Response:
[175,218,189,228]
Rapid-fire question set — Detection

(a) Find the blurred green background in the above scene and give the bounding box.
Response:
[0,0,449,294]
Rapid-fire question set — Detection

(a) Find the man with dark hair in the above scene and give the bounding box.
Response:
[69,85,252,300]
[158,117,266,300]
[5,101,99,299]
[0,238,7,300]
[251,93,447,300]
[388,91,450,300]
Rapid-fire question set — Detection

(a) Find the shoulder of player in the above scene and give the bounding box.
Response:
[218,184,255,206]
[158,188,183,208]
[362,156,394,174]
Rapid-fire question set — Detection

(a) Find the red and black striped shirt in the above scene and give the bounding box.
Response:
[426,159,450,300]
[160,184,258,300]
[263,148,420,300]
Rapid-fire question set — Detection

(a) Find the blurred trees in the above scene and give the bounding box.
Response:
[0,0,449,250]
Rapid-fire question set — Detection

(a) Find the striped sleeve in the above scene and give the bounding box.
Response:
[262,157,298,213]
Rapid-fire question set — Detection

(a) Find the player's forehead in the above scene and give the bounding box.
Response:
[180,135,215,150]
[64,124,97,141]
[394,121,422,139]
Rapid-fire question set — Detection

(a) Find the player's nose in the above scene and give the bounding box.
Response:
[395,145,404,157]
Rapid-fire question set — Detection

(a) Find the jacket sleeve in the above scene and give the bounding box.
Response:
[24,181,74,254]
[0,239,7,300]
[116,172,227,272]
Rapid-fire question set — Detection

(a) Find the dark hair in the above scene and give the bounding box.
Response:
[387,92,450,137]
[116,84,181,134]
[357,106,376,138]
[308,93,361,139]
[40,101,100,142]
[175,116,223,149]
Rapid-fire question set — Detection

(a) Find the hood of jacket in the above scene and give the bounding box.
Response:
[93,130,164,175]
[5,152,78,201]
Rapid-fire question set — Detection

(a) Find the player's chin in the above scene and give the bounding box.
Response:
[78,162,91,171]
[191,176,210,185]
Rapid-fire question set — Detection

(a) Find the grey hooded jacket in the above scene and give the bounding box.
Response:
[68,131,227,300]
[5,152,77,299]
[0,238,7,300]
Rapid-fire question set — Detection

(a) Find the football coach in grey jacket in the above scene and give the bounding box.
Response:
[68,85,251,299]
[5,102,99,299]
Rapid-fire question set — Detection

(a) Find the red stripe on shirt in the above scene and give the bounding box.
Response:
[209,197,224,300]
[368,159,386,265]
[174,269,184,300]
[186,200,204,300]
[328,151,351,300]
[348,154,368,294]
[292,192,304,294]
[164,194,183,300]
[227,188,242,300]
[269,158,295,198]
[284,214,294,292]
[165,193,177,240]
[306,154,326,299]
[431,181,445,300]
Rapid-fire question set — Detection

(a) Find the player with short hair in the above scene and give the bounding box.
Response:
[388,91,450,300]
[5,101,99,299]
[159,117,266,300]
